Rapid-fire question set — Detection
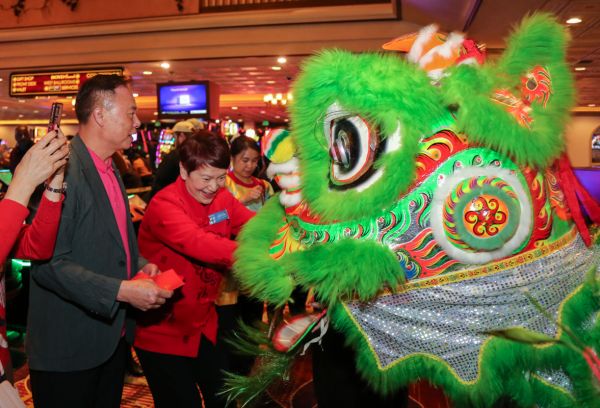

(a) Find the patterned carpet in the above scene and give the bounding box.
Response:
[15,374,155,408]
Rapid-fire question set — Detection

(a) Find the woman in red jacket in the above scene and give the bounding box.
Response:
[134,131,254,408]
[0,129,69,381]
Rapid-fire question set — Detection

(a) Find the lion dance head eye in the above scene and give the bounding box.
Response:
[324,103,381,190]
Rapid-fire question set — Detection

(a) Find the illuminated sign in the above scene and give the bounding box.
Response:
[9,68,124,97]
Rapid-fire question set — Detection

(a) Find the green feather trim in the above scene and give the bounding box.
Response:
[220,320,295,408]
[291,49,448,222]
[329,264,600,407]
[440,13,574,169]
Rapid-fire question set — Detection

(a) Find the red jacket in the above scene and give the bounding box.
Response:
[0,195,62,376]
[134,177,253,357]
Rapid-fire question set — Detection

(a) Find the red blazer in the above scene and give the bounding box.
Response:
[134,177,253,357]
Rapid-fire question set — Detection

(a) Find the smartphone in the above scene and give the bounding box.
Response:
[48,102,63,132]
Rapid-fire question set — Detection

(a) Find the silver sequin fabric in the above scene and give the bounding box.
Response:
[345,233,600,382]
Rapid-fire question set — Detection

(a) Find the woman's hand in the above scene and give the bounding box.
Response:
[5,129,69,206]
[241,185,264,204]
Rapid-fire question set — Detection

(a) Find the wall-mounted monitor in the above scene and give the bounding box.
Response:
[156,81,220,120]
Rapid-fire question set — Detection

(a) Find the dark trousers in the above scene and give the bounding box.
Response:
[312,328,409,408]
[135,335,228,408]
[30,338,128,408]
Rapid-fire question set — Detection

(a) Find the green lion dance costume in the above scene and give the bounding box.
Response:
[232,14,600,407]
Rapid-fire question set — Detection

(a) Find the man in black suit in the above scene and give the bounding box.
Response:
[27,74,173,407]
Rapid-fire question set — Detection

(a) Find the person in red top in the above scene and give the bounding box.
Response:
[134,130,254,408]
[0,129,69,382]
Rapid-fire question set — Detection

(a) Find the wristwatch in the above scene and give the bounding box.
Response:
[44,182,67,194]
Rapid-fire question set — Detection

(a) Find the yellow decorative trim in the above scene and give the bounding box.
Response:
[380,227,579,295]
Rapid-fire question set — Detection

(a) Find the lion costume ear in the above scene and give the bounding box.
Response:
[441,13,575,169]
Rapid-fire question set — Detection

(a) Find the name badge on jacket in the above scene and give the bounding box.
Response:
[209,209,229,225]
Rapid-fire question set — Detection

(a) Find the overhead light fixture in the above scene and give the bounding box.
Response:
[263,92,293,106]
[133,93,139,97]
[142,71,153,75]
[588,104,597,107]
[277,57,287,64]
[232,106,238,110]
[271,66,282,71]
[160,62,170,69]
[566,17,582,24]
[153,112,158,116]
[0,78,3,82]
[71,99,76,106]
[18,114,23,118]
[574,67,586,71]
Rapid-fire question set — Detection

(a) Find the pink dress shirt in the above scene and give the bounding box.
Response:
[87,148,131,276]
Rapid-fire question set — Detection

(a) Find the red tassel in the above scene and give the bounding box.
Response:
[556,154,600,246]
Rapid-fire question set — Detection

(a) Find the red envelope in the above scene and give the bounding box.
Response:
[153,269,185,291]
[132,269,184,291]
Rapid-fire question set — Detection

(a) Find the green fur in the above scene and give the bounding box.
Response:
[291,50,448,222]
[233,196,295,307]
[330,268,600,407]
[234,195,405,306]
[441,14,575,169]
[288,239,404,305]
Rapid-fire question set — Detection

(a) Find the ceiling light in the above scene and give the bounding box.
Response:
[275,115,281,119]
[18,114,23,118]
[18,99,25,103]
[0,78,3,82]
[1,106,7,110]
[277,57,287,64]
[260,110,266,114]
[232,106,238,110]
[574,67,586,71]
[71,99,76,106]
[160,62,170,69]
[271,66,282,71]
[215,119,220,124]
[33,110,38,113]
[266,80,275,84]
[284,118,289,122]
[133,93,139,97]
[153,112,158,116]
[566,17,582,24]
[142,71,153,75]
[237,119,243,122]
[588,104,597,107]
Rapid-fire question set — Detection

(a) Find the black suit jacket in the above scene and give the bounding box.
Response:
[26,135,145,372]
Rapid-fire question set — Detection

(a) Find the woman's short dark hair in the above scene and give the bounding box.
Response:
[75,74,129,124]
[230,136,260,157]
[179,131,230,173]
